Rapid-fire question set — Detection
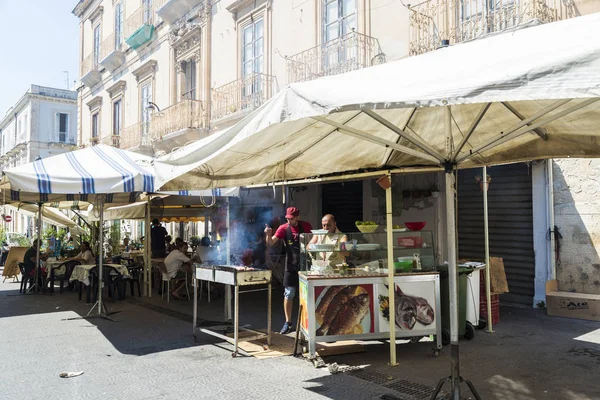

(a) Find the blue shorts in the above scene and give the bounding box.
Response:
[284,286,296,300]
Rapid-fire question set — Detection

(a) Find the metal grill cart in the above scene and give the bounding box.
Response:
[298,231,442,359]
[193,264,272,357]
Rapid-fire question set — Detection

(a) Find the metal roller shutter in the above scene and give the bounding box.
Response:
[457,163,535,306]
[321,181,364,233]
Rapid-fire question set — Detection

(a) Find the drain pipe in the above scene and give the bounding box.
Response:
[547,159,556,280]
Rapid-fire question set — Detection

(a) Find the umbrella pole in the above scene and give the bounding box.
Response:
[431,110,481,400]
[32,203,43,294]
[145,199,151,297]
[77,195,120,322]
[483,166,493,333]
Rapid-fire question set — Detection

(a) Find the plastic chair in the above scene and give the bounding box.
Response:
[126,263,143,297]
[90,265,124,303]
[157,262,189,303]
[18,263,33,293]
[49,260,81,293]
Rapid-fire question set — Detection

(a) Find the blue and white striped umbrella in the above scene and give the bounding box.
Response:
[3,145,155,197]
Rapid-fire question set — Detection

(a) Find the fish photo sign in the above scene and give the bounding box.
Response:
[376,281,437,333]
[313,284,375,336]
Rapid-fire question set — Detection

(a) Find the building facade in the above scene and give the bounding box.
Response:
[72,0,600,303]
[0,85,78,235]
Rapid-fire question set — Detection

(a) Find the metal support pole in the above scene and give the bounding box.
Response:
[267,281,272,345]
[483,166,493,333]
[97,195,105,314]
[385,172,398,366]
[33,203,43,293]
[145,200,152,297]
[547,159,556,280]
[193,269,198,338]
[225,199,232,320]
[445,170,461,399]
[234,284,239,355]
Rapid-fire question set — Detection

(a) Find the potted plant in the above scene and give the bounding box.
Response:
[475,174,492,191]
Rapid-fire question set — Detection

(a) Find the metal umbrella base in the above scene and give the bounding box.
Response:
[429,344,481,400]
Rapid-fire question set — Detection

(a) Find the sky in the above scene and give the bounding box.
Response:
[0,0,79,117]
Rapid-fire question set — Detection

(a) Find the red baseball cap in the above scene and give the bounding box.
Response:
[285,207,300,218]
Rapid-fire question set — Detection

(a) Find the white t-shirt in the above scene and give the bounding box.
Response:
[195,246,216,264]
[164,249,191,278]
[76,249,95,265]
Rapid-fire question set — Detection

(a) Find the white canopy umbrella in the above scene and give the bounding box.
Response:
[2,144,155,319]
[154,13,600,398]
[5,203,86,235]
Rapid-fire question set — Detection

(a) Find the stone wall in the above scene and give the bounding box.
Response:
[553,159,600,294]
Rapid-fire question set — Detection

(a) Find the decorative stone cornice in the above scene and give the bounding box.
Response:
[170,20,202,63]
[107,80,127,98]
[87,5,104,23]
[132,60,158,83]
[86,96,103,110]
[227,0,269,20]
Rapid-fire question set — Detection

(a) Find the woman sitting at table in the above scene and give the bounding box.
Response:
[163,241,193,299]
[69,241,95,265]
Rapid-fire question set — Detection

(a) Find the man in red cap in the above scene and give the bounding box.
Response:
[265,207,312,334]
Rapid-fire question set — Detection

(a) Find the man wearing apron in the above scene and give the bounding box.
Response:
[265,207,313,334]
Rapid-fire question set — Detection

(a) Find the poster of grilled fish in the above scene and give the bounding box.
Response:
[376,282,436,332]
[313,284,374,336]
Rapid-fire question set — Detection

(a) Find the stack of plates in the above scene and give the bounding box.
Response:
[310,243,335,251]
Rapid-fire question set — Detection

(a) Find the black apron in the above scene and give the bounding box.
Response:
[283,223,304,288]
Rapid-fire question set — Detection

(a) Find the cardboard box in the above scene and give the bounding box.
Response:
[546,280,600,322]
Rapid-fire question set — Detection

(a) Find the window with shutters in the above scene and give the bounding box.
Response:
[113,99,122,136]
[115,2,124,50]
[182,61,197,100]
[91,112,100,144]
[58,113,69,143]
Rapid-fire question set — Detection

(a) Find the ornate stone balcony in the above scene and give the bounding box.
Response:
[121,122,149,149]
[285,31,386,84]
[99,135,122,148]
[80,53,101,87]
[125,2,160,49]
[408,0,574,55]
[148,100,206,150]
[157,0,204,26]
[211,73,278,122]
[99,33,126,73]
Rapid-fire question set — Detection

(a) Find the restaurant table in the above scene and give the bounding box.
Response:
[70,264,131,286]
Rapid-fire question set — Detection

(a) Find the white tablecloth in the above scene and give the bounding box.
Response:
[69,264,131,286]
[45,260,67,278]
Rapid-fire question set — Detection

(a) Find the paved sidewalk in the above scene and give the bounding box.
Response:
[0,271,397,400]
[2,269,600,400]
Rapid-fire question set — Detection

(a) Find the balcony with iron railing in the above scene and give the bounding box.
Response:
[148,99,205,142]
[99,135,122,148]
[125,1,165,49]
[211,73,277,122]
[121,122,150,150]
[285,31,386,84]
[99,33,126,72]
[408,0,574,55]
[157,0,204,26]
[80,52,102,87]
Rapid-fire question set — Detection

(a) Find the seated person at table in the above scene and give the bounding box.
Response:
[122,237,131,253]
[69,241,95,265]
[163,241,193,299]
[195,236,217,264]
[165,235,174,253]
[22,239,50,287]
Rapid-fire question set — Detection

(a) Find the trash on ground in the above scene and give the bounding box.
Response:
[59,371,84,378]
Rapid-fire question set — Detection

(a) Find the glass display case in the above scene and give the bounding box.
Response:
[297,230,442,359]
[299,230,436,277]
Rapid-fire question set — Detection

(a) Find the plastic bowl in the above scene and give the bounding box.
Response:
[405,221,426,231]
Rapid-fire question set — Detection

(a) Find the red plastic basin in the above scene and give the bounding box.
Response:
[405,221,426,231]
